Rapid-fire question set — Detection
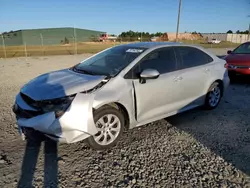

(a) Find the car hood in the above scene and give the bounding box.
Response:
[225,54,250,65]
[20,69,106,101]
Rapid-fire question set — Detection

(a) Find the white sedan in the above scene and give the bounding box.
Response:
[13,42,230,150]
[208,39,221,44]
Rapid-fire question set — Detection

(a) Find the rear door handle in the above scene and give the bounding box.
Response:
[173,76,183,82]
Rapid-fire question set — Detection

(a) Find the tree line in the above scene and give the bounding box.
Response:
[119,30,165,38]
[118,30,249,38]
[226,30,249,34]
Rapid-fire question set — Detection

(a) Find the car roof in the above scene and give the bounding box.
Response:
[117,42,217,58]
[118,42,209,51]
[121,42,182,49]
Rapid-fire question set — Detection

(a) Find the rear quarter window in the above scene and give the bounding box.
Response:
[176,46,213,69]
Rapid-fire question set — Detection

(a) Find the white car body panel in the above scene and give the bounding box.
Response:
[133,70,183,122]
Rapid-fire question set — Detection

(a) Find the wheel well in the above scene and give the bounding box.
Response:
[95,102,130,130]
[214,79,224,96]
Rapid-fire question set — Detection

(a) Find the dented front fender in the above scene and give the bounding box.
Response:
[57,92,97,135]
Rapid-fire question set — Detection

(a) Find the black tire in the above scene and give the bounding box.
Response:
[204,82,222,110]
[228,72,236,83]
[85,105,125,150]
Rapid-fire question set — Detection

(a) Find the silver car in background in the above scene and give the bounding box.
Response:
[13,42,230,150]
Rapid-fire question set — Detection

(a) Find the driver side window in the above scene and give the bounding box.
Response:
[125,47,177,79]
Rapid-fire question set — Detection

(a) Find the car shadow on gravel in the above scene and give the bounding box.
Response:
[167,82,250,176]
[230,75,250,85]
[167,107,250,176]
[17,139,58,188]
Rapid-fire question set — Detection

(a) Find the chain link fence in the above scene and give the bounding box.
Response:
[0,35,112,58]
[0,33,243,58]
[0,34,153,58]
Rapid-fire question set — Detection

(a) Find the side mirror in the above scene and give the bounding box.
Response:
[227,50,232,54]
[140,69,160,80]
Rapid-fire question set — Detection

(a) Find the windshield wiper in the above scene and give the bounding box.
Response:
[72,66,111,77]
[73,67,96,75]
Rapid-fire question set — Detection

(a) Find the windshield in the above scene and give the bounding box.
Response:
[74,45,147,76]
[232,43,250,54]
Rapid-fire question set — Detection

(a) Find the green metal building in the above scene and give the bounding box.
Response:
[0,27,105,46]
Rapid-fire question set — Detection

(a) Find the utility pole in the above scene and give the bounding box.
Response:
[73,26,77,55]
[40,33,44,46]
[248,22,250,41]
[24,42,28,61]
[175,0,182,42]
[40,33,44,55]
[1,35,7,58]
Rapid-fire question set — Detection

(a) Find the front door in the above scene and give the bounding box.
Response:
[127,47,183,122]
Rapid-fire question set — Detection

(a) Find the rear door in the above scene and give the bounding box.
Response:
[174,46,215,108]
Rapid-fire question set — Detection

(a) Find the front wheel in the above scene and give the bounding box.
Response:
[85,105,125,150]
[204,82,222,110]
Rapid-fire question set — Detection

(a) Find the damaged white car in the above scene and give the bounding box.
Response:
[13,42,229,150]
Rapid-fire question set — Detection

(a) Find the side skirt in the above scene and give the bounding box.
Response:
[134,104,200,128]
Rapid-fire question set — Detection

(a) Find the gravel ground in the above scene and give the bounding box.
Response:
[0,48,250,187]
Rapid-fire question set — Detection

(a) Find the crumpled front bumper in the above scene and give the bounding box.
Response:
[14,93,98,143]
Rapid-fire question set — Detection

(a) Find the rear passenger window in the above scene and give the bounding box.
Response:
[176,47,213,69]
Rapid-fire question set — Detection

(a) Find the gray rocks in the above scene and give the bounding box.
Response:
[0,160,5,164]
[0,53,250,187]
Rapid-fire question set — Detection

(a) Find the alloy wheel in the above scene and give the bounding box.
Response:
[93,114,121,146]
[208,86,221,107]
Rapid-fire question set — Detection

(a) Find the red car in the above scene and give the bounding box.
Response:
[224,42,250,81]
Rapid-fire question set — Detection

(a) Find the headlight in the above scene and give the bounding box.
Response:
[41,95,75,118]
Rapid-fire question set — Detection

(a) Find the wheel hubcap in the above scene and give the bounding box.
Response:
[94,114,121,145]
[208,86,221,107]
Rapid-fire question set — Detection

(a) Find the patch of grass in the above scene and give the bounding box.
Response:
[179,39,240,48]
[0,42,122,58]
[0,41,240,58]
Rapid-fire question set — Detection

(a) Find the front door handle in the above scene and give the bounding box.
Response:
[204,68,210,73]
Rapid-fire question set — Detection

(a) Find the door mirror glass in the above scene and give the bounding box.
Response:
[140,69,160,79]
[227,50,232,54]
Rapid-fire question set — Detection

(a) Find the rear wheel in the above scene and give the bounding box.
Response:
[204,82,222,110]
[85,105,125,150]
